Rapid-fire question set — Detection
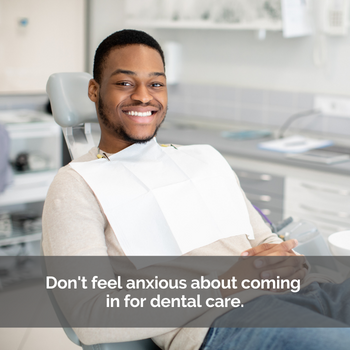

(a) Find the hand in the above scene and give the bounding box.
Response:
[219,240,307,297]
[241,239,307,292]
[241,239,299,258]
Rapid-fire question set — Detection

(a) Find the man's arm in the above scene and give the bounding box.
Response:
[42,166,221,345]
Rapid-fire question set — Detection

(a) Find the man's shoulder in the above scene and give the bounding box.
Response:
[51,147,98,190]
[71,147,99,163]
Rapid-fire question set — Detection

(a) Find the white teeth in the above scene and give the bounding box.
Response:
[127,111,152,117]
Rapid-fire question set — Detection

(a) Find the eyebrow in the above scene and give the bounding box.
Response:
[149,72,166,77]
[110,69,165,78]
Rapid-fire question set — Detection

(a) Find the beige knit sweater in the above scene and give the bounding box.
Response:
[42,146,285,350]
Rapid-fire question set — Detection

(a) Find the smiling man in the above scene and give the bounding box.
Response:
[43,30,350,350]
[88,32,168,152]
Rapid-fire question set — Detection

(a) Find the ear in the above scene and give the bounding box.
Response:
[88,79,99,102]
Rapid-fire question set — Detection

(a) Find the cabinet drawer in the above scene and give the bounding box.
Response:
[244,191,283,210]
[234,168,284,196]
[285,178,350,225]
[285,202,350,226]
[285,176,350,239]
[285,178,350,208]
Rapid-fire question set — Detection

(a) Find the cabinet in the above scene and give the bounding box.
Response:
[0,111,66,346]
[125,0,283,31]
[234,168,284,224]
[284,177,350,240]
[223,154,350,242]
[0,111,62,252]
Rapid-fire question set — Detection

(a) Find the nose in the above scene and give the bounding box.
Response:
[131,84,153,104]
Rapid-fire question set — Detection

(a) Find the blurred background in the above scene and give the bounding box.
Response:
[1,1,350,349]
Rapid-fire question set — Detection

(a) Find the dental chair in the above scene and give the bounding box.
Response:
[46,72,160,350]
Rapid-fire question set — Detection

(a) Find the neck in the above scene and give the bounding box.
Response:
[98,134,133,154]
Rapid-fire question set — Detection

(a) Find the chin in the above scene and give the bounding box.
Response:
[112,113,165,144]
[119,128,158,144]
[129,135,155,144]
[123,122,164,144]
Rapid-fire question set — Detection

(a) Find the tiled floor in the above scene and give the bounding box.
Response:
[0,280,80,350]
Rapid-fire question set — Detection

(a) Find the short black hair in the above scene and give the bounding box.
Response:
[93,29,165,84]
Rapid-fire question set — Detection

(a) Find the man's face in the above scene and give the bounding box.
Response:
[89,44,167,150]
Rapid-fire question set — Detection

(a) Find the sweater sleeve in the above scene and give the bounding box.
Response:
[42,166,108,256]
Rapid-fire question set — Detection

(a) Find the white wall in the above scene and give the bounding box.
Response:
[153,29,350,96]
[0,0,85,94]
[88,0,126,74]
[89,0,350,96]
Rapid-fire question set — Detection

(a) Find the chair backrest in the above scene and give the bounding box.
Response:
[45,72,160,350]
[41,244,158,350]
[40,241,82,346]
[46,72,98,160]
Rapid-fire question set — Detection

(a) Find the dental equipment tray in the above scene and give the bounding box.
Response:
[285,146,350,164]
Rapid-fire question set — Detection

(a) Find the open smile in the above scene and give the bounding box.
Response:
[121,107,160,123]
[124,110,157,117]
[121,108,160,124]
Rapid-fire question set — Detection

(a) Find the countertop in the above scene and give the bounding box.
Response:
[156,116,350,177]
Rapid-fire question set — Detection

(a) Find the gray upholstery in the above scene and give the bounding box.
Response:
[41,243,159,350]
[46,73,97,159]
[45,72,161,350]
[81,339,159,350]
[40,244,82,346]
[46,72,97,127]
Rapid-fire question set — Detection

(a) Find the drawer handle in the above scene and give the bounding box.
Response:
[300,204,350,218]
[301,183,350,196]
[237,171,272,182]
[246,193,272,202]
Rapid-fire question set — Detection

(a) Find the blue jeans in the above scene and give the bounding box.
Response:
[199,280,350,350]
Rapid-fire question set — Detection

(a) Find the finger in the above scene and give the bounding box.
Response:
[241,243,278,258]
[257,265,298,291]
[279,239,299,252]
[270,268,308,292]
[260,262,301,280]
[253,255,290,269]
[253,254,305,269]
[292,267,308,283]
[255,240,299,256]
[284,255,307,269]
[254,240,300,259]
[241,239,298,258]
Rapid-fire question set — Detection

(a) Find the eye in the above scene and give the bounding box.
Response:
[151,82,164,88]
[116,81,132,86]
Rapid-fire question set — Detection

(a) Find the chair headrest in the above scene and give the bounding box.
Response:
[46,72,98,127]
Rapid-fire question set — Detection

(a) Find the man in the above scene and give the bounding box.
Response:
[43,30,350,350]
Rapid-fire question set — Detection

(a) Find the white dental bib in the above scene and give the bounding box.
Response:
[70,139,254,268]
